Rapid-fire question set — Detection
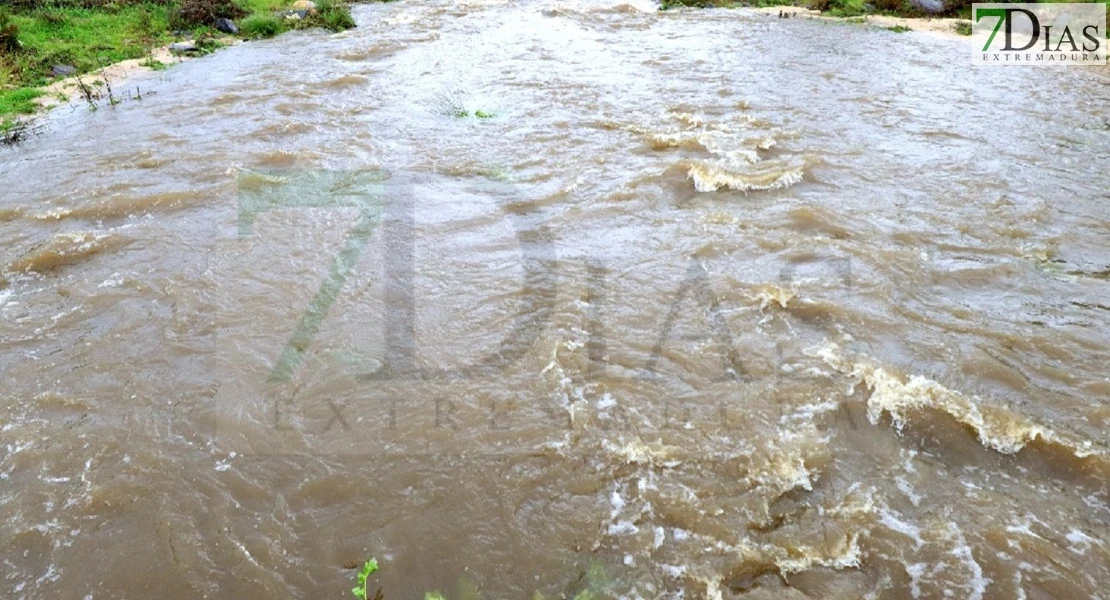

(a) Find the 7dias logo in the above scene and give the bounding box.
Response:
[972,3,1106,65]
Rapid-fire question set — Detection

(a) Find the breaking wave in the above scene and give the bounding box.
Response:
[810,341,1106,460]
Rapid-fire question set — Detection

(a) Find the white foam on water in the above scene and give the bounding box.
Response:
[878,506,925,550]
[686,160,804,193]
[809,341,1106,460]
[597,393,617,410]
[948,524,990,600]
[1065,528,1099,556]
[1004,516,1041,540]
[894,476,921,507]
[906,562,928,599]
[609,489,625,518]
[653,526,665,549]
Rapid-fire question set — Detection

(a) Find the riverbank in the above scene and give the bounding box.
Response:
[662,0,1109,39]
[0,0,359,140]
[754,5,970,38]
[661,0,1109,19]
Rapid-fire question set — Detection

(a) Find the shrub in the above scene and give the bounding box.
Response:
[170,0,247,28]
[240,13,284,38]
[659,0,737,8]
[0,9,21,54]
[313,0,356,31]
[6,0,173,7]
[871,0,904,12]
[818,0,866,15]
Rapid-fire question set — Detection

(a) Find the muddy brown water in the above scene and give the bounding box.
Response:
[2,1,1110,598]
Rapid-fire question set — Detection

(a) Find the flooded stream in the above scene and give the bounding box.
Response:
[2,1,1109,598]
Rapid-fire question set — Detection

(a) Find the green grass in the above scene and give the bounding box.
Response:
[658,0,1108,21]
[3,4,172,88]
[0,0,357,124]
[659,0,744,9]
[0,87,42,115]
[239,0,291,12]
[240,13,284,37]
[0,87,40,141]
[824,0,867,17]
[954,21,971,35]
[887,24,911,32]
[317,0,357,30]
[140,56,167,70]
[241,1,358,39]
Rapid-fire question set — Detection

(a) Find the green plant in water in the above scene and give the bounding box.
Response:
[887,24,911,32]
[454,108,496,118]
[955,21,972,36]
[0,117,30,144]
[351,557,379,600]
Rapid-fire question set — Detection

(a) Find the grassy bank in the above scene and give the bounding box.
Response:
[0,0,358,134]
[660,0,1110,22]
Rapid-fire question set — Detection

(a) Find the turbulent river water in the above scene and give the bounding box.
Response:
[2,1,1110,598]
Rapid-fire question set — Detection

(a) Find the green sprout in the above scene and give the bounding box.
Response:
[351,558,380,600]
[453,109,497,119]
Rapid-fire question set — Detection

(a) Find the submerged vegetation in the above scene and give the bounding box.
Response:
[454,108,496,118]
[0,0,357,132]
